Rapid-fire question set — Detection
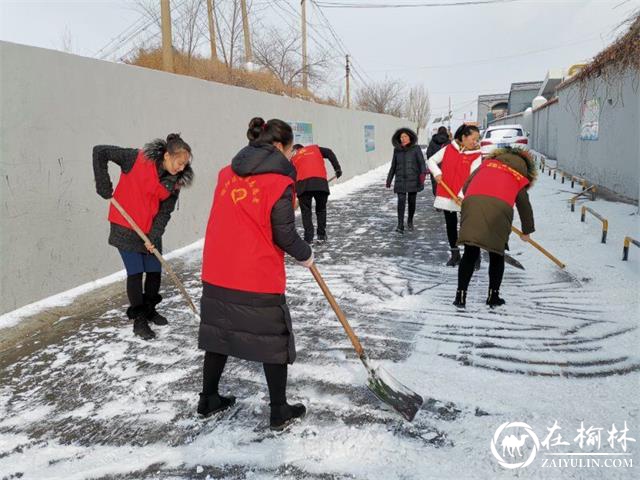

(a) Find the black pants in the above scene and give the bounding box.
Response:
[443,211,458,248]
[457,245,505,291]
[298,191,329,242]
[397,193,417,226]
[202,351,288,406]
[126,272,161,307]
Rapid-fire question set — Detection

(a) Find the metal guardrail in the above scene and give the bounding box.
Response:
[581,206,608,243]
[622,236,640,261]
[570,186,597,212]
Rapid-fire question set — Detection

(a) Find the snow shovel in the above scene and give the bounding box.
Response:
[309,263,423,421]
[110,198,200,320]
[294,175,337,210]
[437,179,525,271]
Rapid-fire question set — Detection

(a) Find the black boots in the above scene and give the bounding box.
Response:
[474,255,481,271]
[407,219,414,231]
[144,294,168,325]
[270,402,307,431]
[486,289,506,307]
[446,248,461,267]
[197,392,236,418]
[396,222,404,234]
[453,290,466,308]
[127,305,155,340]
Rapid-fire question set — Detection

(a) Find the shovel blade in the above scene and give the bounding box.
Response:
[363,358,423,422]
[504,253,525,270]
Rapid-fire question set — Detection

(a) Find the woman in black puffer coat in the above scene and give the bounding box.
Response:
[426,126,451,195]
[386,128,427,233]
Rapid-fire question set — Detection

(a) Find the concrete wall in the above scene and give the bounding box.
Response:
[532,68,639,201]
[0,41,410,315]
[531,101,559,159]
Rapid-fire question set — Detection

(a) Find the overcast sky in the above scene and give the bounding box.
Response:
[1,0,639,134]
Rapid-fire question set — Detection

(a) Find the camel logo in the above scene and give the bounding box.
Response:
[491,422,540,469]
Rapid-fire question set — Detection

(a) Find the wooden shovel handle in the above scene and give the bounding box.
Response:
[511,226,566,269]
[309,263,364,357]
[109,198,198,315]
[439,179,565,269]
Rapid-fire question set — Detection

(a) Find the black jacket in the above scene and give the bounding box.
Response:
[426,133,450,159]
[296,147,342,196]
[426,133,450,195]
[92,141,194,254]
[386,128,427,194]
[198,142,312,365]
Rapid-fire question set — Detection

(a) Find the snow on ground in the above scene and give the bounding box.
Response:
[0,160,638,479]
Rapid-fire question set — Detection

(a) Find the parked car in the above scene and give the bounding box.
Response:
[480,124,529,155]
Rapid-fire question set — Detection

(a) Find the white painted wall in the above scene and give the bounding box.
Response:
[0,41,410,314]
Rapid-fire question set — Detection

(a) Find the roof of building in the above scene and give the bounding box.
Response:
[510,81,544,92]
[478,93,509,102]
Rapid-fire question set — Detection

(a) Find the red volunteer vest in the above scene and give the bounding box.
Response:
[108,150,170,234]
[466,160,530,207]
[435,144,481,200]
[201,166,295,294]
[291,145,327,181]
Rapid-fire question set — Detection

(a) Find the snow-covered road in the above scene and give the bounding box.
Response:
[1,162,638,479]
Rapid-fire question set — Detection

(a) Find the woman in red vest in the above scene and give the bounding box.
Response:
[454,147,536,308]
[290,143,342,243]
[92,134,193,340]
[199,118,313,431]
[428,124,482,266]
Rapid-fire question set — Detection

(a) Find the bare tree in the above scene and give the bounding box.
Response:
[405,85,431,137]
[211,0,245,69]
[252,26,328,90]
[356,79,405,117]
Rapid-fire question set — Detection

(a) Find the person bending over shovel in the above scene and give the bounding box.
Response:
[199,118,313,431]
[290,143,342,244]
[92,134,193,340]
[454,147,536,308]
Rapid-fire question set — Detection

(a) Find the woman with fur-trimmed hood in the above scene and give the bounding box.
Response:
[386,127,427,233]
[454,147,536,308]
[93,134,194,340]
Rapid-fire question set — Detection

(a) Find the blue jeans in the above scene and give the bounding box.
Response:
[118,249,162,275]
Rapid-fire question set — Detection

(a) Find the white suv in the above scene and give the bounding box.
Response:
[480,124,529,155]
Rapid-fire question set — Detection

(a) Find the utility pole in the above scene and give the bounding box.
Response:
[240,0,252,64]
[161,0,174,72]
[206,0,217,61]
[345,54,351,109]
[301,0,308,90]
[448,96,452,131]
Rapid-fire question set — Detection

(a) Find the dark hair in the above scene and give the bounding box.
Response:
[166,133,192,157]
[437,126,448,135]
[249,117,294,147]
[454,124,480,142]
[292,144,304,150]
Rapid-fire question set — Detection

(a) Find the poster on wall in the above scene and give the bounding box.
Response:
[288,121,314,145]
[580,99,599,141]
[364,125,375,152]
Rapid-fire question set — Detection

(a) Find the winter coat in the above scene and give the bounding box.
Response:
[458,148,536,255]
[386,128,427,194]
[92,141,194,254]
[199,143,312,365]
[426,133,450,195]
[295,146,342,196]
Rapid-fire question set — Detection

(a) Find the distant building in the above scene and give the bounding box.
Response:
[477,93,509,129]
[508,81,544,115]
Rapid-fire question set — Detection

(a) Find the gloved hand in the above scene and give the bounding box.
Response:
[419,173,426,185]
[297,251,314,268]
[386,182,391,189]
[335,170,342,179]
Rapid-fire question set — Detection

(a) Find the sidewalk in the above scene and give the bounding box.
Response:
[1,164,638,479]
